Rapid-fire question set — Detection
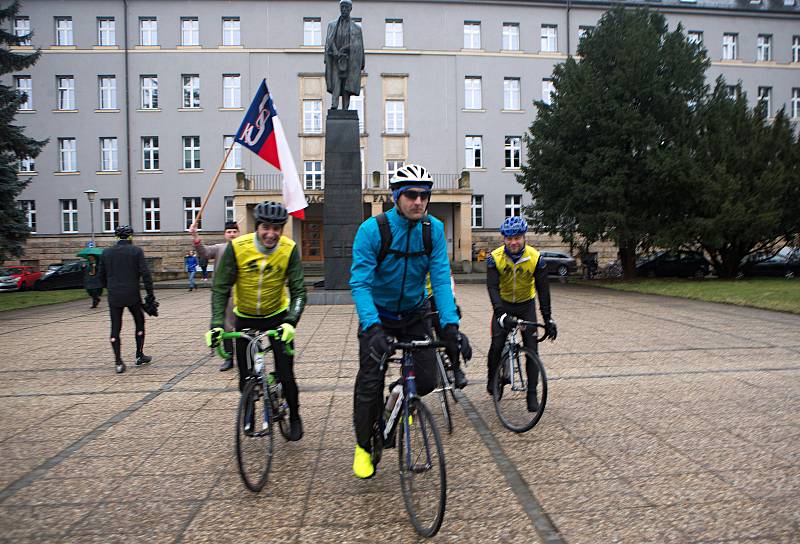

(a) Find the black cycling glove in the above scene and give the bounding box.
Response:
[364,324,392,363]
[442,324,471,364]
[544,318,558,341]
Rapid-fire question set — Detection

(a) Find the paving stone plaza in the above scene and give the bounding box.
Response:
[0,283,798,543]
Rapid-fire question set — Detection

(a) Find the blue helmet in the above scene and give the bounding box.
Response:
[500,216,528,237]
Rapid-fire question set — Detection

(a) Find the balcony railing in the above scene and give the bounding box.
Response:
[237,171,470,192]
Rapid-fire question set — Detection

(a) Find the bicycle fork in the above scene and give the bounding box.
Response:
[401,357,434,472]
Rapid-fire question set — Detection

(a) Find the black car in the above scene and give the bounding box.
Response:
[740,248,800,278]
[35,261,85,290]
[540,251,578,277]
[636,251,710,278]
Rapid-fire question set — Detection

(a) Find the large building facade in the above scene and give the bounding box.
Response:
[6,0,799,270]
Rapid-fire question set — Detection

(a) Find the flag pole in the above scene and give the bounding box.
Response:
[191,143,235,230]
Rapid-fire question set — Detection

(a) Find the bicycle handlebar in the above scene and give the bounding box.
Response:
[213,328,292,359]
[512,320,549,343]
[392,339,449,351]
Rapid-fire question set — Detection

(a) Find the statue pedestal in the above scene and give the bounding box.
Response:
[309,109,361,305]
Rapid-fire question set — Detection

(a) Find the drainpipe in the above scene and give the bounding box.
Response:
[566,0,572,57]
[123,0,133,224]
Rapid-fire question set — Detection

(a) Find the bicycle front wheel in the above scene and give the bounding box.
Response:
[235,378,274,492]
[398,398,447,538]
[435,355,453,435]
[492,346,548,433]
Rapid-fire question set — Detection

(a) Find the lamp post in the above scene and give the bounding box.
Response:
[84,189,98,245]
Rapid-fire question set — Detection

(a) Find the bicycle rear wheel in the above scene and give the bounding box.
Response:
[235,378,275,492]
[492,346,548,433]
[398,399,447,537]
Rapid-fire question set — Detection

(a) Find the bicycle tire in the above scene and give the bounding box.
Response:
[435,360,453,434]
[492,346,548,433]
[439,349,460,405]
[398,399,447,538]
[235,378,274,492]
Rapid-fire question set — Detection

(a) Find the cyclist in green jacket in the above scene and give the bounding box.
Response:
[207,201,307,441]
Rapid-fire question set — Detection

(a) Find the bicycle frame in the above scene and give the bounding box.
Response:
[504,321,547,392]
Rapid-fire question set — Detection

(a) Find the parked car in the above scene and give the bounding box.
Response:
[636,250,710,278]
[540,251,578,277]
[35,261,85,290]
[740,247,800,278]
[0,266,43,292]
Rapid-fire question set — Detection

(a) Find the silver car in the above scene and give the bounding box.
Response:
[540,251,578,277]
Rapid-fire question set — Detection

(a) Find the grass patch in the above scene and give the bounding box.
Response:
[0,289,88,312]
[580,277,800,314]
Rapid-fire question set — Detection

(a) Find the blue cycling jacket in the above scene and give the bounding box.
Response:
[350,207,459,331]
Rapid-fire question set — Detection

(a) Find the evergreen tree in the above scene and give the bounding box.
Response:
[0,0,46,262]
[518,6,709,278]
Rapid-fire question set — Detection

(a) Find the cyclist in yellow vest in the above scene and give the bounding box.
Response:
[207,201,307,441]
[487,217,557,412]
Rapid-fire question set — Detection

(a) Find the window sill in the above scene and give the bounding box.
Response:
[500,49,523,54]
[52,109,79,113]
[137,169,163,174]
[17,109,36,114]
[460,48,485,53]
[298,132,324,137]
[179,169,205,174]
[219,44,244,49]
[719,59,743,64]
[54,171,80,175]
[177,45,202,49]
[92,45,119,50]
[464,167,486,172]
[136,108,161,112]
[501,167,522,172]
[221,168,243,173]
[97,170,122,175]
[134,45,161,50]
[300,44,323,49]
[11,45,34,50]
[50,45,77,50]
[538,50,561,55]
[501,109,526,114]
[178,108,203,112]
[219,107,244,112]
[382,46,407,50]
[462,108,486,113]
[17,171,38,176]
[755,60,777,65]
[95,109,120,113]
[382,132,408,137]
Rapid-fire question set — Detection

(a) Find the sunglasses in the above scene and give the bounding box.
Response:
[403,190,432,201]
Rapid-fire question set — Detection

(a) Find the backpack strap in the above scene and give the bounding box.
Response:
[376,213,393,266]
[376,212,434,267]
[421,214,433,258]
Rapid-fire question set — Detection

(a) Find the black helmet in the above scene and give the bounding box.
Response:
[115,225,134,239]
[253,201,288,226]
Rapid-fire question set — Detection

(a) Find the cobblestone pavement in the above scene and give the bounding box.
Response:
[0,284,798,543]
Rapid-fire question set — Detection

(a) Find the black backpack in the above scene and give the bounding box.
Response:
[375,213,433,267]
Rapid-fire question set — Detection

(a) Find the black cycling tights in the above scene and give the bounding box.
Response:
[109,304,145,362]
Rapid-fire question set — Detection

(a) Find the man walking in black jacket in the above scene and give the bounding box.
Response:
[99,225,156,374]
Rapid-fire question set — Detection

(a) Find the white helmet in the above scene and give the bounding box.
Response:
[389,164,433,190]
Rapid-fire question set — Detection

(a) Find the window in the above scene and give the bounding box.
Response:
[725,85,737,100]
[502,23,519,51]
[465,136,482,168]
[100,137,118,171]
[722,33,737,60]
[505,137,521,169]
[223,17,241,46]
[55,17,73,46]
[464,22,481,49]
[541,25,557,52]
[58,138,77,172]
[57,76,75,110]
[98,76,116,109]
[223,74,241,108]
[385,19,403,47]
[348,88,365,133]
[18,155,35,172]
[139,17,157,46]
[385,100,405,133]
[542,79,555,105]
[182,74,200,108]
[503,78,520,110]
[223,135,242,169]
[793,36,800,63]
[97,17,115,45]
[505,194,521,218]
[464,77,482,109]
[687,31,703,45]
[101,198,119,232]
[471,195,484,228]
[303,100,322,133]
[304,18,322,46]
[61,199,78,233]
[577,25,593,43]
[386,160,404,181]
[143,198,160,232]
[140,75,158,109]
[18,201,36,233]
[758,87,771,118]
[181,17,199,46]
[14,16,31,45]
[757,34,772,61]
[304,161,323,190]
[792,88,800,119]
[183,136,201,169]
[224,196,235,223]
[14,76,32,110]
[142,137,159,170]
[184,197,202,230]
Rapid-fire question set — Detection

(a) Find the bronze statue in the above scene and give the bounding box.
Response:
[325,0,364,110]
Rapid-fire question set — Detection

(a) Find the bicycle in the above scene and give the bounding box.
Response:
[492,320,549,433]
[427,311,461,435]
[213,328,293,492]
[371,338,448,538]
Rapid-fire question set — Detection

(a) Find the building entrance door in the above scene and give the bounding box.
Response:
[302,221,323,261]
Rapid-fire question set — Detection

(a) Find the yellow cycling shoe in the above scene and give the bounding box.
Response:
[353,445,375,479]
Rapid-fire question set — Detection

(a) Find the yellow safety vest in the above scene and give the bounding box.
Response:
[231,233,294,318]
[490,245,540,303]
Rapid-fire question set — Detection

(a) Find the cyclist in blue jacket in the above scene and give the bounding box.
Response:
[350,164,472,479]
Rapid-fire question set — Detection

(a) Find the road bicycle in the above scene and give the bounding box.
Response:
[214,328,292,492]
[371,338,448,538]
[492,320,549,433]
[427,311,462,435]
